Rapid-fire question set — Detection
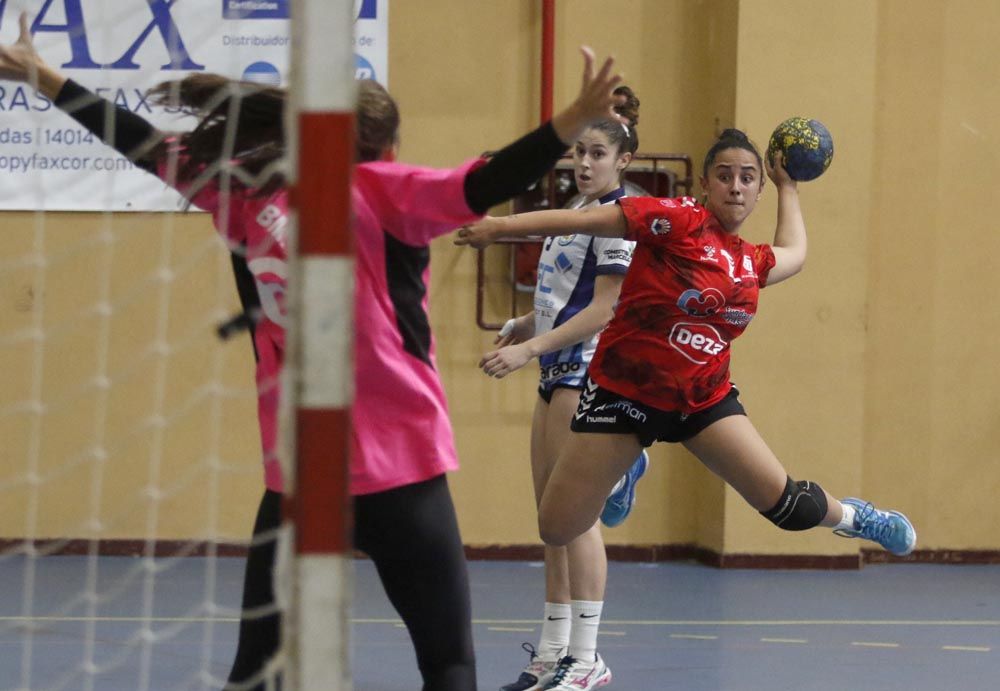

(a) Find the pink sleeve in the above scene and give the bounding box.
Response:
[353,158,487,246]
[155,139,221,214]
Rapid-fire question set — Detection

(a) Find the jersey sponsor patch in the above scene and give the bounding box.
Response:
[650,217,672,235]
[677,288,725,316]
[721,307,753,327]
[256,203,288,244]
[540,361,584,382]
[593,398,648,422]
[739,254,759,282]
[668,322,728,365]
[602,247,632,262]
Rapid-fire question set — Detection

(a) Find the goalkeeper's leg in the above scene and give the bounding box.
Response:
[355,475,477,691]
[226,490,283,690]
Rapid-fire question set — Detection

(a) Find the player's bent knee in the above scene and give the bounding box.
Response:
[760,476,827,531]
[538,519,571,547]
[537,509,574,547]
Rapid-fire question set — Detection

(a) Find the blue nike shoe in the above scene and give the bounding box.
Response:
[600,450,648,528]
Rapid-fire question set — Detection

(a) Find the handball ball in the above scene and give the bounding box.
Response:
[767,117,834,181]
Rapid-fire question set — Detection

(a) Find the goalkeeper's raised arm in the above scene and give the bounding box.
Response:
[0,12,163,172]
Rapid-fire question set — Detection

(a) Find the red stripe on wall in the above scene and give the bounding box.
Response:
[297,112,354,256]
[293,407,352,554]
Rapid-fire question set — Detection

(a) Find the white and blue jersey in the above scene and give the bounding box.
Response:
[535,187,635,398]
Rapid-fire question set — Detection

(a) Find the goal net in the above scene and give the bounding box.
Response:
[0,1,358,689]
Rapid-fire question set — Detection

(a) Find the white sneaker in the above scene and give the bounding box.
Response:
[543,654,611,690]
[500,643,558,691]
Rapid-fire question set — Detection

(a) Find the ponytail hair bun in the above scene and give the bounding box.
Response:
[579,85,640,159]
[718,128,750,144]
[612,85,640,128]
[702,126,763,178]
[589,85,639,155]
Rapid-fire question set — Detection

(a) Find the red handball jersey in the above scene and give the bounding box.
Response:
[588,196,776,413]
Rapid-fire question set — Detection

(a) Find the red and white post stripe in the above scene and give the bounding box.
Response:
[287,1,355,688]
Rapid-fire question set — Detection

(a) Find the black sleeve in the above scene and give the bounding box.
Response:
[219,251,263,361]
[54,79,160,173]
[463,121,569,215]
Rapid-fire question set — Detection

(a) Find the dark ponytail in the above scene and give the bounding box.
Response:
[612,85,640,155]
[146,74,287,195]
[587,85,640,157]
[702,128,762,178]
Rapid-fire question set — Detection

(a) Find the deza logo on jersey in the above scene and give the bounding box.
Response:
[669,322,727,365]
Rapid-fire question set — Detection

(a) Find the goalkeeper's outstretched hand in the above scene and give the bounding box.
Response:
[0,12,66,97]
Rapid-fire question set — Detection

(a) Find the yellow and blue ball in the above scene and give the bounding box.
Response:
[767,117,833,182]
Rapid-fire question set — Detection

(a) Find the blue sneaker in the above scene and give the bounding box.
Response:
[600,451,648,528]
[834,498,916,556]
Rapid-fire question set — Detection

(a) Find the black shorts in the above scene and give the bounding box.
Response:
[570,378,745,446]
[537,381,585,404]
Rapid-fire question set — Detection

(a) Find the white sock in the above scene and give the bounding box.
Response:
[835,502,857,531]
[538,602,571,660]
[569,599,603,662]
[608,475,626,495]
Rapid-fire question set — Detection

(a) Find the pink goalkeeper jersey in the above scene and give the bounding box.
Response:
[158,150,290,493]
[161,151,484,496]
[350,157,485,495]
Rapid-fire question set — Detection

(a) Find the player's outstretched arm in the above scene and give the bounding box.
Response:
[455,203,626,249]
[765,151,807,286]
[0,12,162,171]
[463,46,623,215]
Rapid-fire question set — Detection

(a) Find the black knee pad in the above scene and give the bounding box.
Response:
[761,476,828,531]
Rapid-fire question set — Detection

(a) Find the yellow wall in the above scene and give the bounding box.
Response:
[865,0,1000,549]
[0,212,262,542]
[1,1,997,555]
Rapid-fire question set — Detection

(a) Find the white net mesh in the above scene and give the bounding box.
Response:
[0,212,269,690]
[0,2,294,688]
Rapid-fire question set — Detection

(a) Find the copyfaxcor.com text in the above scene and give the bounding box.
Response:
[0,152,136,174]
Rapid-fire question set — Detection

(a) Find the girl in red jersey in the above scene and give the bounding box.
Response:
[456,129,916,578]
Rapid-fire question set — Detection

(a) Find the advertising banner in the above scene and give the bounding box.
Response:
[0,0,388,211]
